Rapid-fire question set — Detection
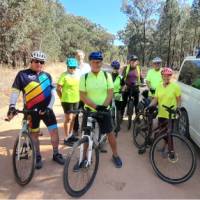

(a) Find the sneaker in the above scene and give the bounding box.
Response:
[53,153,65,165]
[70,135,79,142]
[35,155,43,169]
[112,155,122,168]
[73,159,88,172]
[64,135,79,146]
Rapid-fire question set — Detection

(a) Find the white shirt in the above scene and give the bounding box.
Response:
[77,62,91,77]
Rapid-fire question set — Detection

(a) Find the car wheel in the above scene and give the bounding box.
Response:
[178,109,189,138]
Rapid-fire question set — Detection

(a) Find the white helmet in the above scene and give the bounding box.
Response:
[31,50,47,61]
[152,57,162,63]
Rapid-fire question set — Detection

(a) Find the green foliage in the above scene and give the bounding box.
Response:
[119,0,200,69]
[0,0,115,67]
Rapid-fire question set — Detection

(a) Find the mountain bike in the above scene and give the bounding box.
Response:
[63,109,109,197]
[127,86,139,130]
[5,109,36,186]
[133,105,196,184]
[110,93,122,137]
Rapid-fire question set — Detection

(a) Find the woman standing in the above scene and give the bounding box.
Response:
[57,58,80,146]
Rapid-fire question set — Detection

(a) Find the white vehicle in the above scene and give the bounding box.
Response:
[177,55,200,148]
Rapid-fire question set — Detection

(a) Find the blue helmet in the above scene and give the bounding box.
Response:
[111,60,120,69]
[66,58,78,68]
[88,51,103,61]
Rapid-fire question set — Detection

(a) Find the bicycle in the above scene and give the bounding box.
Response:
[63,109,109,197]
[133,105,196,184]
[5,109,36,186]
[126,86,139,130]
[111,93,122,137]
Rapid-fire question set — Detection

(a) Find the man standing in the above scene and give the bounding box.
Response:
[7,50,65,169]
[146,57,163,97]
[78,51,122,168]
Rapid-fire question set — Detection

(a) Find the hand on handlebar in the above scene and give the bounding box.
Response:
[95,105,109,112]
[7,106,17,121]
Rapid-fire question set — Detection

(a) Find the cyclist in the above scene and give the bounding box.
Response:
[111,60,123,132]
[78,51,122,168]
[7,50,65,169]
[75,49,91,76]
[121,54,143,118]
[73,50,91,135]
[57,58,80,146]
[146,57,163,97]
[147,67,181,151]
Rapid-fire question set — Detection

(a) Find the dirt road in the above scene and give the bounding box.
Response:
[0,96,200,199]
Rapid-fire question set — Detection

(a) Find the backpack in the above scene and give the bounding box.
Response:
[84,71,108,89]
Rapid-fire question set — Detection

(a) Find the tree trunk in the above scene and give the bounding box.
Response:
[171,32,177,68]
[179,36,184,67]
[167,21,172,66]
[142,21,146,66]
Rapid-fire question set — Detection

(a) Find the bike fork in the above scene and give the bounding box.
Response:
[79,135,93,166]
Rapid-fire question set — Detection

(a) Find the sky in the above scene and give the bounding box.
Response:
[59,0,193,46]
[59,0,127,46]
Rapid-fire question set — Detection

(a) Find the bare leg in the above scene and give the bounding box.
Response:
[107,132,118,156]
[31,132,40,156]
[49,128,59,154]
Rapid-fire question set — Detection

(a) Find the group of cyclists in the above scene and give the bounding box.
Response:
[6,49,181,170]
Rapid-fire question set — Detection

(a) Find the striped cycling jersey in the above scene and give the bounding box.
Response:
[12,69,53,109]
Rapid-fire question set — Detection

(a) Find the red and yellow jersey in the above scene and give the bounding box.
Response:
[12,69,53,109]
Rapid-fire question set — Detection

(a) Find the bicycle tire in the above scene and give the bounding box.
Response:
[133,113,148,149]
[150,133,196,184]
[63,137,99,197]
[13,132,35,186]
[127,100,134,130]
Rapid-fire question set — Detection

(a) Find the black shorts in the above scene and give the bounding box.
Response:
[82,110,113,134]
[61,102,79,114]
[29,108,57,133]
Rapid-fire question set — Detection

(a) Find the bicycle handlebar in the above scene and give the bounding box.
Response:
[67,109,110,118]
[5,108,38,122]
[162,105,177,115]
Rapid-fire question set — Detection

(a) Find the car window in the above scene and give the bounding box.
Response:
[178,60,200,90]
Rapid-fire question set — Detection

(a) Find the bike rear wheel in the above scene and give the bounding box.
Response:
[13,132,35,186]
[133,113,148,149]
[127,100,134,130]
[150,133,196,184]
[63,137,99,197]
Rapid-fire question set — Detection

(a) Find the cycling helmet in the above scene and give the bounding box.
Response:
[111,60,120,69]
[129,54,138,61]
[161,67,173,76]
[152,57,162,63]
[88,51,103,61]
[66,58,78,68]
[31,50,47,61]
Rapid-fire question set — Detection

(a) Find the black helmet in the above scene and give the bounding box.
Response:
[128,54,138,61]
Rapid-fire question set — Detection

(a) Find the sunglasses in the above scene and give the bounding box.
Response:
[68,67,76,69]
[33,60,45,65]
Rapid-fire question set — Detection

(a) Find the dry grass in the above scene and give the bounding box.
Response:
[0,62,66,109]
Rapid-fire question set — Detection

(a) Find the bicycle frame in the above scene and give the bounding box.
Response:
[78,116,106,167]
[17,119,30,160]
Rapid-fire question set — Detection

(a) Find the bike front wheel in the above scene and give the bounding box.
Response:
[13,132,35,186]
[133,113,148,149]
[150,133,196,184]
[63,137,99,197]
